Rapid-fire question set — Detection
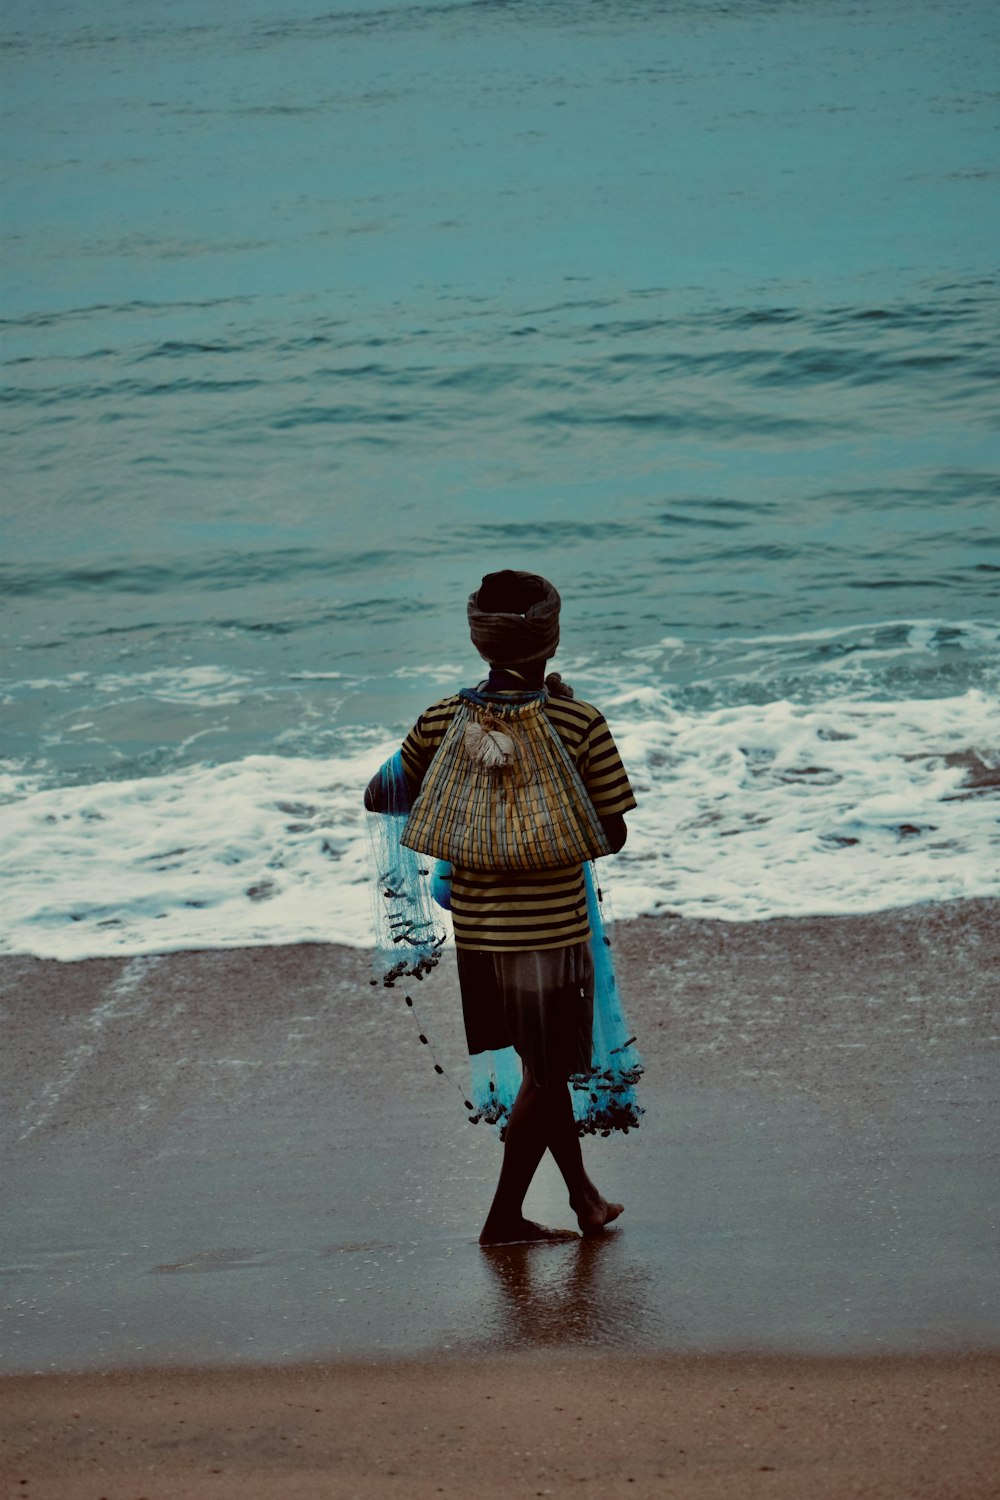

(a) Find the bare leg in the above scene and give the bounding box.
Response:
[479,1071,575,1244]
[542,1080,624,1236]
[479,1068,622,1244]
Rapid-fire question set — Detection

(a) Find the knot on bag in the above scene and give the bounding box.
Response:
[464,713,518,772]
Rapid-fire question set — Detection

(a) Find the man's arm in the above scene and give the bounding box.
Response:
[577,709,637,848]
[364,702,444,812]
[600,812,628,853]
[363,772,389,812]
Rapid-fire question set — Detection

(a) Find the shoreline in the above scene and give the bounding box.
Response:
[3,889,998,969]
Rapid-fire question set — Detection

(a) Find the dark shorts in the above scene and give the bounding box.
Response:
[455,941,595,1086]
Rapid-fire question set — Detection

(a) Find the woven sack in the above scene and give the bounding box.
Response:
[400,689,612,872]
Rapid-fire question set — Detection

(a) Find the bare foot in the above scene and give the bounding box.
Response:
[575,1197,624,1236]
[479,1217,579,1246]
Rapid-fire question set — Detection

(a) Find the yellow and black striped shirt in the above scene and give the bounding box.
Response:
[400,692,636,952]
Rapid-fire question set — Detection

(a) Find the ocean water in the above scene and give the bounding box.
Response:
[1,0,998,959]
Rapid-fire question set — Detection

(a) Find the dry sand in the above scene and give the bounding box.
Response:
[3,1353,999,1500]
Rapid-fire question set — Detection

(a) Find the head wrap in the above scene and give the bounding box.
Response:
[467,570,561,666]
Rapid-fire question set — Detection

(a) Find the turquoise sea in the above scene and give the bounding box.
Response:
[2,0,998,956]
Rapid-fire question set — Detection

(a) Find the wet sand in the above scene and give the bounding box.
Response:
[1,901,998,1493]
[2,899,998,1369]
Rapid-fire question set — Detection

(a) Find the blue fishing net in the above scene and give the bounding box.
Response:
[570,865,644,1136]
[367,751,448,988]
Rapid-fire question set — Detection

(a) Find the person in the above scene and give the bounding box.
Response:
[365,570,637,1245]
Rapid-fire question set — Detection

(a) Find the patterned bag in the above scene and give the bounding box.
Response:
[400,687,612,872]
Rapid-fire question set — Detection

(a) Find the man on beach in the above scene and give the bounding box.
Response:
[366,570,637,1244]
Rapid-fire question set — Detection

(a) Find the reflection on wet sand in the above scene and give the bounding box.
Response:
[460,1233,660,1353]
[3,901,997,1370]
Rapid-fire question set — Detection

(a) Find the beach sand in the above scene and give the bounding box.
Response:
[4,1352,999,1500]
[2,900,998,1495]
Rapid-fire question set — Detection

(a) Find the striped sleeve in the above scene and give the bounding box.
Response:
[399,694,461,793]
[574,709,637,818]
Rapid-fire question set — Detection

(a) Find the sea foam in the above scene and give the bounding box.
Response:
[1,685,996,962]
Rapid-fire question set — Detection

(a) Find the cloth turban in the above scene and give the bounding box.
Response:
[467,570,561,666]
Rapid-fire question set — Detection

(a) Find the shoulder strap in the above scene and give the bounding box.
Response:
[459,685,548,720]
